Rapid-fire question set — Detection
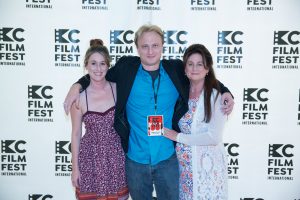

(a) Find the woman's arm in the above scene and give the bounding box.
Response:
[70,100,83,188]
[164,95,226,146]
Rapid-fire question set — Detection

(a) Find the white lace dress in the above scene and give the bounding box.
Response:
[176,89,228,200]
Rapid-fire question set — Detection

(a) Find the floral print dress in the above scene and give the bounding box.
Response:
[176,97,228,200]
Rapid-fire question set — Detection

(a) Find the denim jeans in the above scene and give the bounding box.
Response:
[125,153,179,200]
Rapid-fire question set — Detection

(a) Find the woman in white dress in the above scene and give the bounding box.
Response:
[164,44,228,200]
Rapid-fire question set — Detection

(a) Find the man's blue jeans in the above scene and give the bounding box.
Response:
[125,153,179,200]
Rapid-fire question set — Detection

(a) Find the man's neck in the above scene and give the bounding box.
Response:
[141,63,160,71]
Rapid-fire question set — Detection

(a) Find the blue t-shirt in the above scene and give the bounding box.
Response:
[126,63,179,165]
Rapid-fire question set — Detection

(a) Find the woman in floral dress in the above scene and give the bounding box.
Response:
[70,39,128,200]
[164,44,228,200]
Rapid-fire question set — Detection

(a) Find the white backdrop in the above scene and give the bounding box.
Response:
[0,0,299,200]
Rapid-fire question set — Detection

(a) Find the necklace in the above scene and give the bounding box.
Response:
[189,87,202,99]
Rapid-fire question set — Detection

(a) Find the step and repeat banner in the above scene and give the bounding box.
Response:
[1,0,299,200]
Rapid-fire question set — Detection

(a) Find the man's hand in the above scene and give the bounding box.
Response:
[221,92,234,115]
[63,83,81,115]
[163,128,178,142]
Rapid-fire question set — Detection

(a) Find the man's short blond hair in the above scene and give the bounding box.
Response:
[134,24,164,47]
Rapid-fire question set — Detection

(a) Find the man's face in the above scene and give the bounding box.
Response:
[137,31,163,68]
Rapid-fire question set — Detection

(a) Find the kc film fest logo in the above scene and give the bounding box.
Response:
[55,141,72,176]
[25,0,53,9]
[246,0,273,11]
[110,29,135,64]
[162,30,188,60]
[224,143,239,179]
[28,85,54,122]
[28,194,53,200]
[54,29,80,67]
[1,140,27,176]
[190,0,216,11]
[82,0,108,10]
[272,31,299,70]
[0,27,26,67]
[217,31,243,69]
[242,88,268,125]
[267,144,294,180]
[137,0,161,11]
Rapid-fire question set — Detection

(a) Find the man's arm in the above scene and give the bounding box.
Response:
[63,74,90,115]
[218,80,232,97]
[217,80,234,115]
[63,57,124,114]
[63,83,82,115]
[76,75,90,91]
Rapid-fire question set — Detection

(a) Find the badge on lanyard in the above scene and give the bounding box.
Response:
[147,67,163,136]
[147,115,164,136]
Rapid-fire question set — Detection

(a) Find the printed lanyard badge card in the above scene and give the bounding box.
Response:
[147,115,164,136]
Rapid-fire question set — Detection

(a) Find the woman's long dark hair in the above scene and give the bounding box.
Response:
[183,44,220,123]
